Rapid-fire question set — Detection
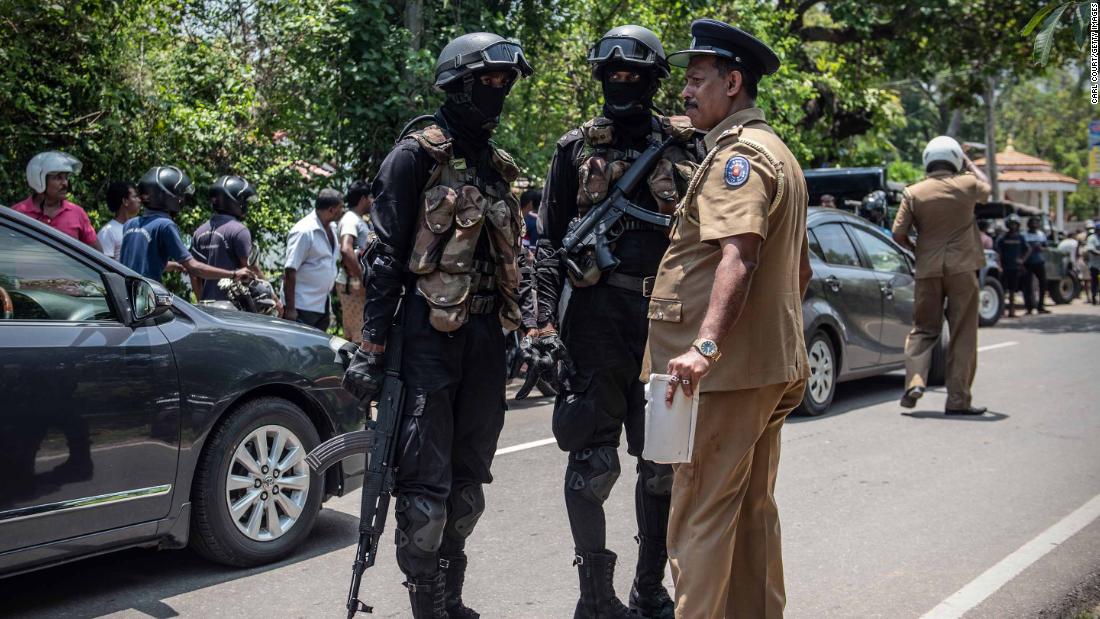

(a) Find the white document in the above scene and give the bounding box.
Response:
[643,373,699,464]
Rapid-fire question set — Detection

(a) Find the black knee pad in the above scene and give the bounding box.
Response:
[395,493,446,559]
[444,483,485,540]
[565,446,621,505]
[638,459,673,497]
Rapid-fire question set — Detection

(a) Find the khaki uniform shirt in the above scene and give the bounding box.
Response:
[891,171,990,279]
[642,107,810,392]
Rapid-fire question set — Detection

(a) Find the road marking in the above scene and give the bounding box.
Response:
[977,341,1018,352]
[921,492,1100,619]
[495,437,556,456]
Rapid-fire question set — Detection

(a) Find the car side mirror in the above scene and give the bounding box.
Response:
[131,278,173,322]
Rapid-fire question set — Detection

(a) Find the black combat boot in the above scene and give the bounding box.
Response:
[574,549,632,619]
[404,571,448,619]
[441,553,479,618]
[628,536,674,619]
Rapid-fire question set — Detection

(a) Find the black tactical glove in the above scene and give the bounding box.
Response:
[341,348,386,402]
[516,332,571,400]
[538,333,571,370]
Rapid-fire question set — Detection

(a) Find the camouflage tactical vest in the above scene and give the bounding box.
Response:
[406,125,524,333]
[569,115,698,286]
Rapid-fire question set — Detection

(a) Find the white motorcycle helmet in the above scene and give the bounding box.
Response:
[922,136,964,174]
[26,151,82,194]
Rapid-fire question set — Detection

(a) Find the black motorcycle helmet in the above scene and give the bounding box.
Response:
[138,166,194,214]
[210,175,257,217]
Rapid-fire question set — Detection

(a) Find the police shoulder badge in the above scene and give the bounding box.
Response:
[724,155,750,188]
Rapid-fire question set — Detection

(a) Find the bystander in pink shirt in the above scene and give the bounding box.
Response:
[11,196,98,247]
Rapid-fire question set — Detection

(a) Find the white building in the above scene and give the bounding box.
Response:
[975,142,1078,232]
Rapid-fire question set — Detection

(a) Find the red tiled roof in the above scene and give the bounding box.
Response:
[997,170,1079,184]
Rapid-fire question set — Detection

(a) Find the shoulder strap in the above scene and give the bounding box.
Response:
[396,114,437,144]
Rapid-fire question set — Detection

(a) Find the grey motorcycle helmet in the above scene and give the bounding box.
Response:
[433,32,533,91]
[587,25,670,79]
[138,166,194,214]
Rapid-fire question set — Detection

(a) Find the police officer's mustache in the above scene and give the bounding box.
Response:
[684,99,699,110]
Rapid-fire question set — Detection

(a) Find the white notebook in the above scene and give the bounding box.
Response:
[643,373,700,464]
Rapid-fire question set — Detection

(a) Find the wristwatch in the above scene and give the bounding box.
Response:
[692,338,721,362]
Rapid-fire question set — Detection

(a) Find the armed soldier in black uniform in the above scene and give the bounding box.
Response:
[339,32,532,619]
[523,25,700,619]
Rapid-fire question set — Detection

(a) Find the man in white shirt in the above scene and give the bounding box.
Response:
[97,181,141,259]
[282,189,344,330]
[335,179,373,343]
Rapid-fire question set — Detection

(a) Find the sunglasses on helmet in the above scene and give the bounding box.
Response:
[449,41,533,76]
[587,37,659,65]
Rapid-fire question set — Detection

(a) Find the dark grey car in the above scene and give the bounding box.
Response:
[799,208,946,416]
[0,206,364,577]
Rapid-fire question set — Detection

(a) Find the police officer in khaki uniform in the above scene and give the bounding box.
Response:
[891,136,990,415]
[643,20,811,618]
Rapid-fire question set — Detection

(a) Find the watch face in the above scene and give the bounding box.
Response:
[699,340,718,356]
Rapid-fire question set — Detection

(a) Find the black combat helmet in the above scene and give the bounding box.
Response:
[587,25,670,79]
[433,32,533,90]
[210,175,257,217]
[138,165,194,214]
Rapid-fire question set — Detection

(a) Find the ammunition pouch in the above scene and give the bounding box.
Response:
[406,123,525,334]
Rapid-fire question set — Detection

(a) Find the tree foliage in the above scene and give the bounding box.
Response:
[1,0,1091,270]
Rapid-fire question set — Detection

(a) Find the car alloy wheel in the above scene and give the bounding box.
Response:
[225,424,310,542]
[807,338,835,406]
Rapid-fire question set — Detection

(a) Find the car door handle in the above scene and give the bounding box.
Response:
[880,283,894,299]
[825,276,842,292]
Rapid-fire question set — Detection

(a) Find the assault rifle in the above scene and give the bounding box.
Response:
[559,135,677,280]
[306,315,406,618]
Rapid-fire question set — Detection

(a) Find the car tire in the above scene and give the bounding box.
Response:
[978,277,1004,327]
[190,397,323,567]
[1049,275,1079,305]
[796,331,836,417]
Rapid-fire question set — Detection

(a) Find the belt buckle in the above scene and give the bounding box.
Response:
[642,276,655,298]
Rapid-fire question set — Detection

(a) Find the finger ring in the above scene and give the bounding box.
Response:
[669,376,680,383]
[682,378,691,385]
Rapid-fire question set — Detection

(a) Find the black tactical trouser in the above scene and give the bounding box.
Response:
[554,283,673,553]
[393,293,507,578]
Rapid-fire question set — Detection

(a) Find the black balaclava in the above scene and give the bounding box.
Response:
[600,62,657,122]
[440,71,514,147]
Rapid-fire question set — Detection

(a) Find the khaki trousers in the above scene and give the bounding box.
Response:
[668,379,805,619]
[904,271,979,409]
[337,283,366,344]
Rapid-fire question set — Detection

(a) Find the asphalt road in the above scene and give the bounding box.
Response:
[3,303,1099,619]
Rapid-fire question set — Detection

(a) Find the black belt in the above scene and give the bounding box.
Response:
[618,218,669,232]
[603,272,656,297]
[468,294,498,314]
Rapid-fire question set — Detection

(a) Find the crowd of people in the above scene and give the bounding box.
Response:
[991,216,1100,316]
[7,151,391,343]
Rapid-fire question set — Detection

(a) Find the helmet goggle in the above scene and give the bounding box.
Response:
[588,37,660,66]
[447,41,532,79]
